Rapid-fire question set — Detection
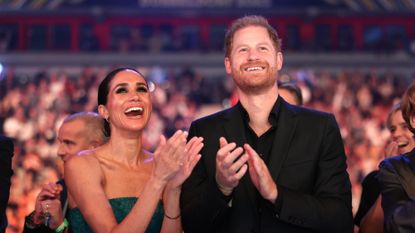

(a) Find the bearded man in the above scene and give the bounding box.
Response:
[180,15,353,233]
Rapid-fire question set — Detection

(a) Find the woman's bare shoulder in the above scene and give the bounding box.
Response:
[65,147,103,174]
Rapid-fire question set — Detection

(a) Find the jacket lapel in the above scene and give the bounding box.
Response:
[223,104,246,148]
[268,100,298,181]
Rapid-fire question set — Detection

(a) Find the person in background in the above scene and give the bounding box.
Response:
[181,15,352,233]
[65,67,203,233]
[0,135,13,233]
[23,112,108,233]
[378,81,415,233]
[278,81,303,106]
[355,103,415,233]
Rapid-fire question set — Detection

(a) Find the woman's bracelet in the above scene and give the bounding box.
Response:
[55,218,69,233]
[164,212,181,220]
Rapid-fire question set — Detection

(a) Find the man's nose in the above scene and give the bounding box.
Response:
[57,145,65,158]
[248,49,260,61]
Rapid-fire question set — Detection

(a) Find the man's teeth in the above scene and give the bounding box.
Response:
[125,107,143,113]
[246,67,264,71]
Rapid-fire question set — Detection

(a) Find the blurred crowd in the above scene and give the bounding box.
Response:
[0,65,413,232]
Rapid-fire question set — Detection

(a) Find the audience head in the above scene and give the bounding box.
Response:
[278,82,303,105]
[224,15,282,58]
[401,81,415,134]
[98,67,151,135]
[386,103,415,154]
[57,112,108,162]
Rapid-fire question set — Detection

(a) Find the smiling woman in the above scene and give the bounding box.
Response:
[98,68,152,134]
[64,67,204,233]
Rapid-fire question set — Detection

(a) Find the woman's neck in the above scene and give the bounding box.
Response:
[105,129,145,165]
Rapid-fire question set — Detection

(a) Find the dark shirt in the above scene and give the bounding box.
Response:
[238,99,280,163]
[237,98,282,233]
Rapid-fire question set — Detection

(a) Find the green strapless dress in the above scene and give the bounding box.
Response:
[68,197,163,233]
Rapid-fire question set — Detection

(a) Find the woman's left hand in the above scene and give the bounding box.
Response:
[166,136,203,190]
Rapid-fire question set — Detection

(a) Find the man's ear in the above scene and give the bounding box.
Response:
[276,52,283,71]
[224,57,232,75]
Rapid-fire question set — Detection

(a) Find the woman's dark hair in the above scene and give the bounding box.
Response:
[97,67,146,136]
[98,67,145,106]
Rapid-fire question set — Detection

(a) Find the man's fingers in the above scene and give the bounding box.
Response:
[228,153,248,173]
[219,137,228,148]
[216,142,237,161]
[221,147,244,167]
[244,144,258,157]
[234,164,248,180]
[244,144,262,170]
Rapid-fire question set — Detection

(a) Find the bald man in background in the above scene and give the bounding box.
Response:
[23,112,108,233]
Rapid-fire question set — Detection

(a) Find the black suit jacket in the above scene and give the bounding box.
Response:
[181,99,353,233]
[378,148,415,233]
[22,179,69,233]
[0,136,13,233]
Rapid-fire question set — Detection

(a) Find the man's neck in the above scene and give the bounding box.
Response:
[239,86,279,136]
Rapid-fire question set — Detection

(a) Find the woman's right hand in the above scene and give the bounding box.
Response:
[152,130,188,184]
[166,136,203,190]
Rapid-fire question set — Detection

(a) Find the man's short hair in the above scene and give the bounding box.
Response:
[63,112,109,144]
[224,15,282,57]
